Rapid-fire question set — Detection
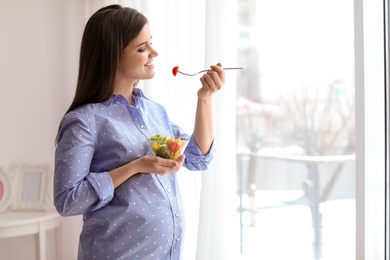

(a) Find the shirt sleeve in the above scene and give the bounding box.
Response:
[183,135,216,171]
[169,120,216,171]
[54,112,114,216]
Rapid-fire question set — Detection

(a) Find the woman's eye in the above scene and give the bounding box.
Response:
[138,42,153,52]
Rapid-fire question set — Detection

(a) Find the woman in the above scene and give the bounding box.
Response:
[54,4,225,260]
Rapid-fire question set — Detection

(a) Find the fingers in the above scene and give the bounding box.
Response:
[210,63,225,82]
[134,155,185,176]
[198,62,225,99]
[152,154,185,175]
[200,66,224,89]
[158,156,179,167]
[201,75,221,92]
[204,62,225,82]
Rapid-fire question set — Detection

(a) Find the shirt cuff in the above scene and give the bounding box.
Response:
[86,171,115,210]
[184,135,216,171]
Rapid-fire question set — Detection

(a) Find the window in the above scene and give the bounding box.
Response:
[236,1,356,258]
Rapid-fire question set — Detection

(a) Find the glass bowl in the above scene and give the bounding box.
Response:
[149,134,189,160]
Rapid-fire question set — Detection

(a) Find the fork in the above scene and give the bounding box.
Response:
[172,66,243,76]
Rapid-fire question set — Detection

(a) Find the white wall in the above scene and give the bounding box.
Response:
[0,0,85,259]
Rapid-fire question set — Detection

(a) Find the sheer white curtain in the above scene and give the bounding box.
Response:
[195,1,238,260]
[84,1,238,259]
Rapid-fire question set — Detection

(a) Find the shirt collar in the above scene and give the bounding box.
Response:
[103,88,145,107]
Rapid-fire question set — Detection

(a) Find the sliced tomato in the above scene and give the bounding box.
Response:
[172,66,179,76]
[168,141,181,153]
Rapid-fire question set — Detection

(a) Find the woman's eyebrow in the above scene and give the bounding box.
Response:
[136,41,148,47]
[136,36,153,47]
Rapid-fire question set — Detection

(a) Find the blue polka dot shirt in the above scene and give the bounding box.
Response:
[54,88,215,259]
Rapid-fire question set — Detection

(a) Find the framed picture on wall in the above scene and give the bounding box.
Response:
[8,163,53,211]
[0,167,12,213]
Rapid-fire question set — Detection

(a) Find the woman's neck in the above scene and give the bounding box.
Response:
[113,79,137,105]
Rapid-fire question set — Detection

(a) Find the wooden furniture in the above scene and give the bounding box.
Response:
[0,210,61,260]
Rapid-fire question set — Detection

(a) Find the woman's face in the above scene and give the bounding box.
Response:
[118,24,158,82]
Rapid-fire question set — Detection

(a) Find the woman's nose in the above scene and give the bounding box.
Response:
[151,47,159,57]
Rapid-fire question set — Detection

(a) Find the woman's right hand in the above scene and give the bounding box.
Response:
[134,154,186,175]
[109,154,186,188]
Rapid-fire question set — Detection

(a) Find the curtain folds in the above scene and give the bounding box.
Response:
[195,1,239,259]
[83,1,238,259]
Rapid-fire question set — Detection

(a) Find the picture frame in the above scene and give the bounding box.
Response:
[8,163,54,211]
[0,167,12,213]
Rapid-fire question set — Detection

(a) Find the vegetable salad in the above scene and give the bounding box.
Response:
[149,134,188,160]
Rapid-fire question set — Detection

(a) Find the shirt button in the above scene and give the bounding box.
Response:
[140,125,145,129]
[176,237,180,242]
[167,189,171,193]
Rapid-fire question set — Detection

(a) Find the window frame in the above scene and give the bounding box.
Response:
[355,0,387,258]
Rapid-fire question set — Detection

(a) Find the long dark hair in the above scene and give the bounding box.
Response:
[63,4,147,116]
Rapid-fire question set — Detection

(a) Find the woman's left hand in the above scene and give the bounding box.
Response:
[198,62,225,100]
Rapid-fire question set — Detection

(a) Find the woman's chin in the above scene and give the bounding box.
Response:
[145,71,156,79]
